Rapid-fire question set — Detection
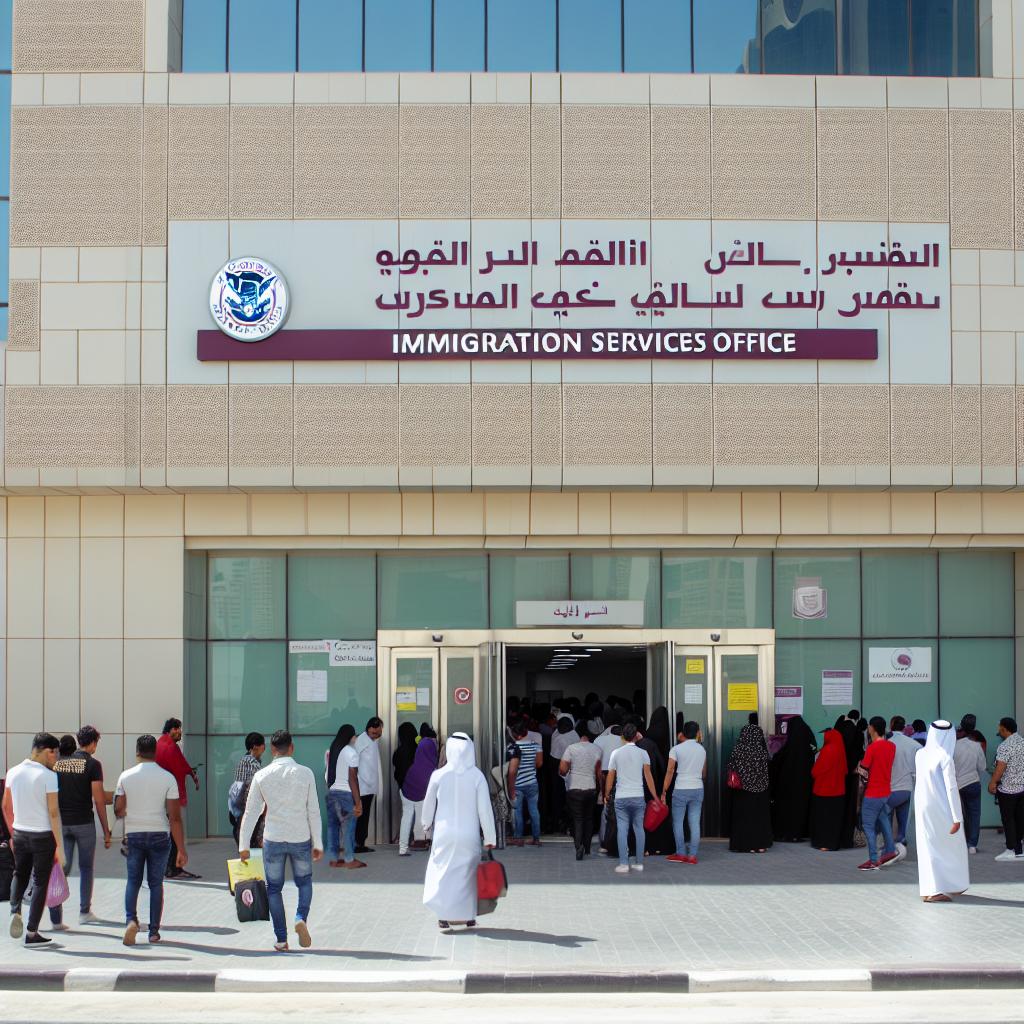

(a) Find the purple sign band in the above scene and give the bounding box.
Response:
[197,327,877,361]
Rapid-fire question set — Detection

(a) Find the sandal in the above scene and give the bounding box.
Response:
[922,894,952,903]
[438,920,451,930]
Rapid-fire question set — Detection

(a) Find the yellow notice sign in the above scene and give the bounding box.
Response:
[727,683,758,712]
[685,658,705,675]
[396,687,417,712]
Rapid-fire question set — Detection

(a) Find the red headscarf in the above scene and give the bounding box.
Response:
[811,729,846,798]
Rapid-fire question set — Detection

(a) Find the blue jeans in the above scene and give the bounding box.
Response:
[959,781,982,848]
[887,790,912,845]
[125,832,170,936]
[861,796,895,863]
[327,790,357,861]
[50,821,97,924]
[614,796,646,867]
[263,839,313,945]
[671,789,704,858]
[513,783,540,840]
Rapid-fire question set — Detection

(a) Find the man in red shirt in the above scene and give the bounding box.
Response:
[155,718,200,879]
[858,716,899,871]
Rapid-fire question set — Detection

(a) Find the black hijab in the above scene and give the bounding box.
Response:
[771,715,817,787]
[727,724,770,792]
[836,717,861,773]
[327,724,356,788]
[647,706,671,759]
[392,721,418,787]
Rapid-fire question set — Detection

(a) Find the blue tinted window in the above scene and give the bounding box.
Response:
[693,0,760,72]
[624,0,692,72]
[488,0,556,71]
[0,75,10,196]
[0,306,9,343]
[560,0,621,72]
[762,0,836,74]
[840,0,909,75]
[435,0,485,70]
[0,0,11,71]
[298,0,362,71]
[183,0,228,72]
[911,0,977,76]
[365,0,431,71]
[229,0,296,72]
[0,201,8,305]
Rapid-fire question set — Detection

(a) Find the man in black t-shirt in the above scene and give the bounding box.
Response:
[49,725,112,929]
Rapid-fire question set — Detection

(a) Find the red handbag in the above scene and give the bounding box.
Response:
[726,769,742,790]
[643,798,669,831]
[477,850,508,901]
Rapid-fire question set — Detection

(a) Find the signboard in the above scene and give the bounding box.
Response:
[396,687,417,712]
[727,683,759,712]
[685,658,706,674]
[821,669,854,706]
[775,686,804,716]
[296,669,327,703]
[868,647,932,683]
[329,641,377,668]
[515,601,645,626]
[792,577,827,620]
[454,687,472,705]
[289,640,328,654]
[683,683,703,705]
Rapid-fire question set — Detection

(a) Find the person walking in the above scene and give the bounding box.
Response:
[726,724,773,853]
[915,721,969,902]
[810,728,847,851]
[989,716,1024,861]
[559,725,602,860]
[399,725,437,856]
[769,715,817,842]
[421,732,496,931]
[353,718,383,854]
[858,716,899,871]
[887,715,919,856]
[114,734,187,946]
[953,714,987,855]
[228,732,265,848]
[325,724,363,870]
[506,721,542,847]
[604,722,656,874]
[239,730,323,952]
[49,726,111,931]
[2,734,65,946]
[662,721,707,865]
[155,718,200,880]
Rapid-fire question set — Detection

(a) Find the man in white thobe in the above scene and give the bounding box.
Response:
[421,733,496,930]
[914,720,969,903]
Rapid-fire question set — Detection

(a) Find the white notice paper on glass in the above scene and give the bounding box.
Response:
[416,688,430,708]
[683,683,703,705]
[296,669,328,703]
[821,669,854,707]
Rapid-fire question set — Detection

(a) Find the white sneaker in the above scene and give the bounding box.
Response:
[79,911,99,925]
[630,863,644,872]
[50,922,70,932]
[895,842,907,862]
[614,865,629,874]
[994,849,1019,861]
[968,846,978,855]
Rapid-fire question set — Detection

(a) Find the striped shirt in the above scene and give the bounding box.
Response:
[507,740,540,787]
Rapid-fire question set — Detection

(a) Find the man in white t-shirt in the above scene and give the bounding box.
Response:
[661,721,708,865]
[594,718,623,851]
[604,723,656,875]
[2,733,65,946]
[114,734,187,946]
[353,717,383,853]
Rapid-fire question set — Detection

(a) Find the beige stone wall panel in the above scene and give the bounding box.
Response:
[11,105,143,246]
[530,105,561,219]
[471,105,531,218]
[142,106,168,245]
[890,385,951,466]
[887,108,948,223]
[13,0,144,73]
[651,106,711,220]
[818,385,889,466]
[1015,112,1024,250]
[981,385,1015,468]
[6,386,128,468]
[531,383,562,466]
[399,384,471,466]
[229,385,293,468]
[715,385,817,466]
[471,384,531,466]
[562,384,652,467]
[293,385,398,466]
[399,105,471,218]
[949,109,1013,249]
[123,386,139,470]
[711,107,815,220]
[8,280,40,352]
[294,105,399,218]
[652,384,713,468]
[561,106,650,219]
[141,385,165,469]
[167,106,229,220]
[230,106,293,220]
[816,108,887,222]
[952,385,982,465]
[166,385,228,468]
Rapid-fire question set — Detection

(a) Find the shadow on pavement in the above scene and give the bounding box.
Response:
[465,928,594,949]
[157,939,442,962]
[47,948,190,963]
[955,894,1024,909]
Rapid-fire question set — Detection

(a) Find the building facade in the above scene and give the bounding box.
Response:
[4,0,1024,839]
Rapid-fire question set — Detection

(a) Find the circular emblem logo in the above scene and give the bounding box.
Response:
[454,687,472,705]
[241,887,254,907]
[210,256,289,342]
[891,648,913,671]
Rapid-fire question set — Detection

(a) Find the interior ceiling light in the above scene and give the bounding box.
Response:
[554,648,571,653]
[586,648,602,652]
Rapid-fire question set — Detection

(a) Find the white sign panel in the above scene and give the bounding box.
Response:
[775,686,804,715]
[868,647,932,683]
[289,640,329,654]
[821,670,854,706]
[329,640,377,668]
[515,601,645,627]
[296,669,328,703]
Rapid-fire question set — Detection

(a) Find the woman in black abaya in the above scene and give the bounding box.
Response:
[770,715,818,842]
[639,707,673,855]
[727,724,773,853]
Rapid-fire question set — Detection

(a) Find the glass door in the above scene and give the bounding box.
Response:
[441,647,478,741]
[673,645,718,831]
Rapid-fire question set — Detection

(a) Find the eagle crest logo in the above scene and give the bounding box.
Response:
[209,257,289,342]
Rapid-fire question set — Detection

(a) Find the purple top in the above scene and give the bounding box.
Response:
[401,738,438,802]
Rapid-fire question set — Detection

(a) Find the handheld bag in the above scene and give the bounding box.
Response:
[643,798,669,832]
[234,878,270,922]
[476,849,508,916]
[45,861,70,908]
[726,769,742,790]
[226,852,264,894]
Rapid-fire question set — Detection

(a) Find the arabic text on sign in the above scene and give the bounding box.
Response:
[727,683,759,712]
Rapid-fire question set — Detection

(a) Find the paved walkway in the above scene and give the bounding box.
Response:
[4,832,1023,974]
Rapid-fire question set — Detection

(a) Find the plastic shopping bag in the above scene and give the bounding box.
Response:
[226,851,264,894]
[45,861,70,908]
